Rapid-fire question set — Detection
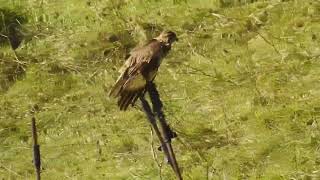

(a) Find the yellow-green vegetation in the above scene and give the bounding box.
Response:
[1,0,320,179]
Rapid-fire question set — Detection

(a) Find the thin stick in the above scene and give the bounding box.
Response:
[150,129,163,180]
[256,31,281,56]
[0,162,22,177]
[31,117,41,180]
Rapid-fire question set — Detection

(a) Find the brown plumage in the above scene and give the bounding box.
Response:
[109,31,178,111]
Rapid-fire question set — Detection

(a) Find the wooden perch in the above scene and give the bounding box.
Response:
[31,116,41,180]
[140,82,182,180]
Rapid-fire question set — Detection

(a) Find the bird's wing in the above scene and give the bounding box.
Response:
[109,40,160,97]
[122,44,157,91]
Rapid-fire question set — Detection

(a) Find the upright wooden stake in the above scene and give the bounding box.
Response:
[31,117,41,180]
[140,82,182,180]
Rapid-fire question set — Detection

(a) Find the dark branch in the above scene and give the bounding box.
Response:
[31,116,41,180]
[143,82,182,180]
[146,82,177,141]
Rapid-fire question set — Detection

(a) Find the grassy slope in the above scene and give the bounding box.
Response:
[1,0,320,179]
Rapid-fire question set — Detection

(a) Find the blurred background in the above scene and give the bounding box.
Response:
[1,0,320,179]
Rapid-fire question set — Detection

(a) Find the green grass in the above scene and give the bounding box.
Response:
[1,0,320,179]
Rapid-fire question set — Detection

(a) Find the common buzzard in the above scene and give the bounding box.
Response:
[109,31,178,110]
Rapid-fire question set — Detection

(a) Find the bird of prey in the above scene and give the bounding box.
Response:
[109,31,178,110]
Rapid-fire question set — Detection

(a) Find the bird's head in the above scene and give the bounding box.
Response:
[154,31,178,46]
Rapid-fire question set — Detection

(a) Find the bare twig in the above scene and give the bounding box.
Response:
[0,162,23,177]
[256,31,281,56]
[182,63,215,78]
[150,129,163,180]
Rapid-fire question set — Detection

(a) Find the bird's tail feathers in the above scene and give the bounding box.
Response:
[118,90,142,111]
[109,77,126,97]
